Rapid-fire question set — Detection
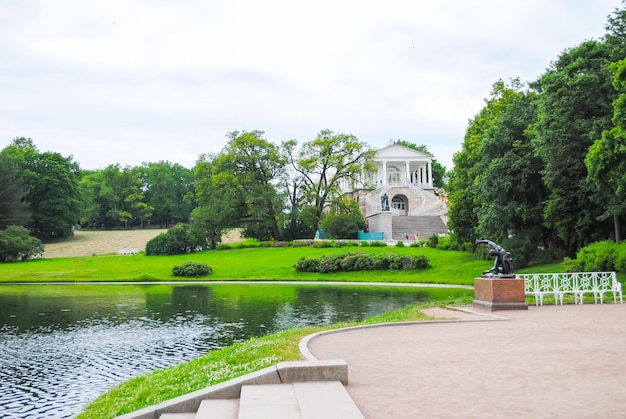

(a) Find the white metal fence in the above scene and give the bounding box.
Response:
[519,272,623,306]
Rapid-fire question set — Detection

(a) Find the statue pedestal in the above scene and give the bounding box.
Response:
[473,277,528,311]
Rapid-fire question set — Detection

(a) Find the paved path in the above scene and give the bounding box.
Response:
[305,304,626,418]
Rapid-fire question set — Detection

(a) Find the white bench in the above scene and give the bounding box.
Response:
[118,248,139,255]
[519,272,623,306]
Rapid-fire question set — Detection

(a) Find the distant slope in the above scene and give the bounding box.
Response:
[43,229,243,258]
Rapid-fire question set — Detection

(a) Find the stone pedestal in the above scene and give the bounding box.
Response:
[366,212,393,241]
[473,277,528,311]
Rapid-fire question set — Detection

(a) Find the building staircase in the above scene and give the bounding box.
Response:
[363,186,448,241]
[159,381,363,419]
[391,216,448,241]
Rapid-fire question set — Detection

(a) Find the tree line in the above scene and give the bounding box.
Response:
[1,130,443,252]
[447,4,626,264]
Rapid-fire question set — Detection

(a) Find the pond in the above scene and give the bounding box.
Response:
[0,282,471,418]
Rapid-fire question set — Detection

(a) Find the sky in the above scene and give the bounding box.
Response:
[0,1,621,171]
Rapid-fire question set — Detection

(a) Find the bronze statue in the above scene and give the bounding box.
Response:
[380,193,389,211]
[475,239,514,278]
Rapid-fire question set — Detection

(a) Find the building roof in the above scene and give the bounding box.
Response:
[375,143,433,161]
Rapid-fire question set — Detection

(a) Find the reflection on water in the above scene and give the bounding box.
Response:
[0,283,470,418]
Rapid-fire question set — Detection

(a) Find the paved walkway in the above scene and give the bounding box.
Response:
[305,304,626,418]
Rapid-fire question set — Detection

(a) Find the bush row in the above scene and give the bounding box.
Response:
[294,251,430,273]
[215,240,390,250]
[561,240,626,272]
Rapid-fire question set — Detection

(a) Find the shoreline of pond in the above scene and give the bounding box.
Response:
[0,280,474,289]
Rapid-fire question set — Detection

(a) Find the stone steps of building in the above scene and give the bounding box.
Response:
[158,381,363,419]
[392,216,447,241]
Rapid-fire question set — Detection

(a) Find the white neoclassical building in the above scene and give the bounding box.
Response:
[341,141,447,241]
[370,143,434,189]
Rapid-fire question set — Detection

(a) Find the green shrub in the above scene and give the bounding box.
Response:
[311,240,334,248]
[427,234,439,248]
[616,244,626,272]
[215,243,231,250]
[318,202,365,239]
[291,240,314,248]
[294,251,430,273]
[560,241,626,272]
[0,225,44,262]
[172,262,212,277]
[571,240,618,271]
[561,257,582,272]
[435,235,452,250]
[368,241,388,247]
[146,224,205,255]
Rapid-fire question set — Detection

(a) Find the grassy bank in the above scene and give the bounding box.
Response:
[0,245,562,285]
[77,298,464,419]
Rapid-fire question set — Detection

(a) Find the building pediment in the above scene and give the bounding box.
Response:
[375,143,432,161]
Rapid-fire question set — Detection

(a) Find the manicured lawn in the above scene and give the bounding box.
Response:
[0,246,498,285]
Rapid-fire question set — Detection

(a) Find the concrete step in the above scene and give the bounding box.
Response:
[392,215,447,240]
[238,381,363,419]
[196,399,239,418]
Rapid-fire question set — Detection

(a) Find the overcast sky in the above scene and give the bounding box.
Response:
[0,1,621,170]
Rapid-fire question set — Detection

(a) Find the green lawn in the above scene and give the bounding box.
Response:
[0,246,521,285]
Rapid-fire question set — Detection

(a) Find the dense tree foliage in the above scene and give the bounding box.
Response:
[1,138,81,239]
[447,3,626,258]
[531,40,615,256]
[143,161,194,228]
[586,57,626,243]
[203,131,287,241]
[0,154,31,229]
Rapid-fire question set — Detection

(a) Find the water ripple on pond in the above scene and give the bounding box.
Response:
[0,314,243,419]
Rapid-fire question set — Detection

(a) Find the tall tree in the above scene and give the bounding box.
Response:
[2,138,80,239]
[143,161,194,228]
[286,129,376,229]
[0,154,31,229]
[196,131,287,241]
[473,82,545,265]
[191,154,231,248]
[27,152,81,239]
[531,40,616,256]
[448,82,509,246]
[586,57,626,242]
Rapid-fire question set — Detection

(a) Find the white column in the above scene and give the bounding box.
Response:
[405,161,411,184]
[428,161,433,188]
[382,161,387,186]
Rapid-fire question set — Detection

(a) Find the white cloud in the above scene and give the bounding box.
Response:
[0,0,620,170]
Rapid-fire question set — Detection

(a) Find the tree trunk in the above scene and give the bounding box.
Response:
[615,213,622,243]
